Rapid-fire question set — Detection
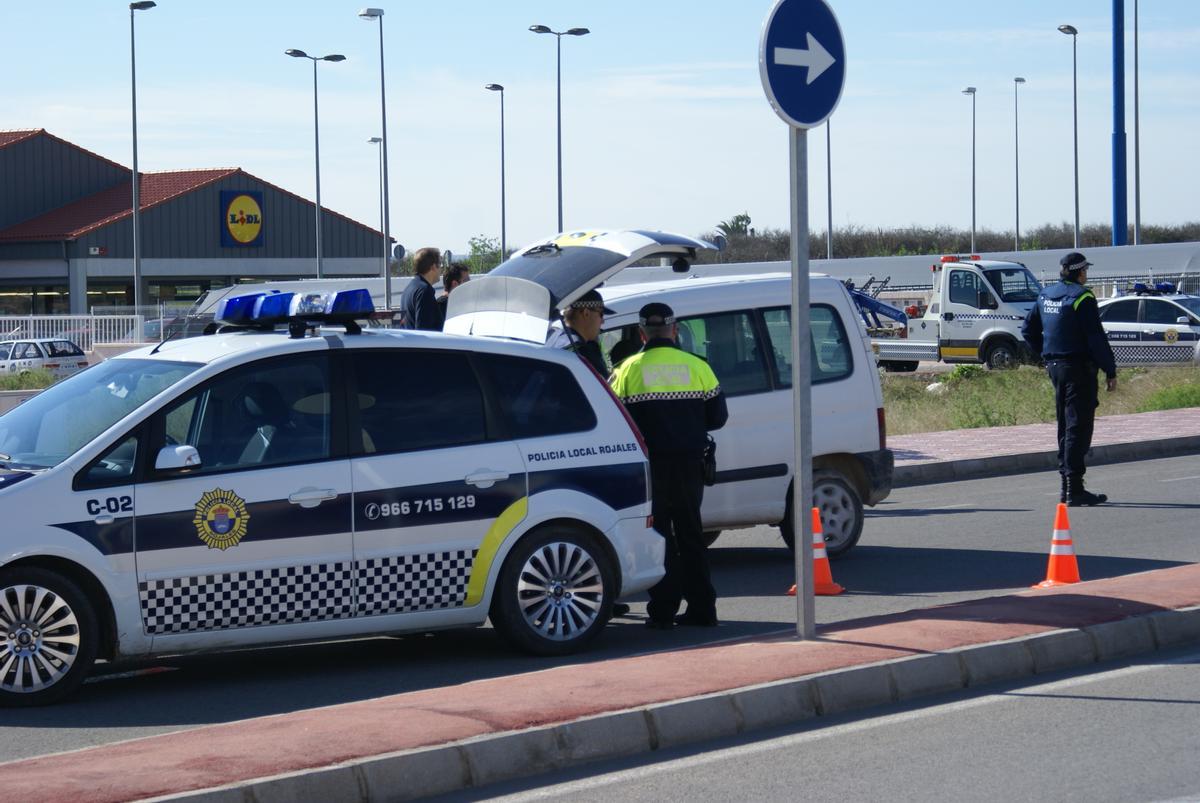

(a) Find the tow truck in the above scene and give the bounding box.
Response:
[871,255,1042,371]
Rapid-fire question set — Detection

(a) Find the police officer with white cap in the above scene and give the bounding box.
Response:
[1022,252,1118,506]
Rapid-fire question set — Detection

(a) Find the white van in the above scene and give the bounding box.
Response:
[447,231,892,556]
[597,273,891,555]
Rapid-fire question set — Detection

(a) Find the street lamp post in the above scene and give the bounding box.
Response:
[358,8,393,305]
[485,84,507,260]
[129,1,156,315]
[962,86,977,253]
[826,120,833,260]
[368,137,385,278]
[1059,24,1080,248]
[1133,0,1141,245]
[286,49,346,278]
[1014,77,1026,251]
[529,24,589,233]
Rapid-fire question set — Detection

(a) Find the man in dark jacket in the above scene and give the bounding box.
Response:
[398,247,442,330]
[1022,252,1118,506]
[611,302,728,629]
[545,289,612,377]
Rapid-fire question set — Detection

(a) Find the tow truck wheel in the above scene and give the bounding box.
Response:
[779,470,864,557]
[984,340,1021,370]
[0,567,99,707]
[491,526,615,657]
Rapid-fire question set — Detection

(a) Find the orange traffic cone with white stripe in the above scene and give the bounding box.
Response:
[787,507,845,596]
[1032,503,1081,588]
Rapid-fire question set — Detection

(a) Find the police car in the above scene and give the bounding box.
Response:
[0,289,661,705]
[1097,282,1200,365]
[0,338,90,381]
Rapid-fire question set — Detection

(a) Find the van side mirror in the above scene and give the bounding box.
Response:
[672,257,691,274]
[156,444,201,472]
[978,291,998,310]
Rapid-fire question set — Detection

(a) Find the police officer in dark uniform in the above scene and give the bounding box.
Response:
[610,302,728,629]
[1022,252,1118,506]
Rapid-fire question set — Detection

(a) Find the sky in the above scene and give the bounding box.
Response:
[4,1,1199,254]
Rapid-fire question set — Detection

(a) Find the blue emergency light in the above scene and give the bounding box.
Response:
[212,288,375,335]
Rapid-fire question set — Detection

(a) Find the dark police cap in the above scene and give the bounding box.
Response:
[567,288,614,315]
[639,302,675,326]
[1060,252,1093,272]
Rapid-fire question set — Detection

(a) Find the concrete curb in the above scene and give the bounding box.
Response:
[894,434,1200,487]
[155,605,1200,802]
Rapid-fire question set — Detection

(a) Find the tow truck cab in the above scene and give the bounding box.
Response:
[876,256,1042,371]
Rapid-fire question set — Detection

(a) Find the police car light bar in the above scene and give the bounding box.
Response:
[213,289,374,334]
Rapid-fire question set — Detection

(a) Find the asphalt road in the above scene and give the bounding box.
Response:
[4,455,1199,763]
[465,645,1200,802]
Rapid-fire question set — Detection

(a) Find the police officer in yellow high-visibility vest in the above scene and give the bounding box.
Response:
[610,302,728,629]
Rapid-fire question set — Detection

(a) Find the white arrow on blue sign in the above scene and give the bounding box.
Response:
[759,0,846,128]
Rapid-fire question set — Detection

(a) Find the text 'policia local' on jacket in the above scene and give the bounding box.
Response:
[610,339,729,459]
[1022,279,1117,378]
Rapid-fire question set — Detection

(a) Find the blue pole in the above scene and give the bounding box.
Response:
[1112,0,1128,245]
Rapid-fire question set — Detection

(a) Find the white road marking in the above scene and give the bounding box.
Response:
[1161,475,1200,483]
[490,648,1200,801]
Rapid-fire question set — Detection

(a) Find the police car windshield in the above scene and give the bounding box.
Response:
[983,267,1042,303]
[1175,297,1200,318]
[0,358,199,470]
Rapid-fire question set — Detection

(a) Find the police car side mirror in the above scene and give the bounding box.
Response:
[1178,316,1190,325]
[156,444,202,472]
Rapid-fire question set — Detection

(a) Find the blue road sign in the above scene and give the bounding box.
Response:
[759,0,846,128]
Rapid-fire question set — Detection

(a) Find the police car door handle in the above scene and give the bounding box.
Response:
[94,514,115,525]
[288,487,338,508]
[465,470,509,489]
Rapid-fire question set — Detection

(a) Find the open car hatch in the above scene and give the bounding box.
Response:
[445,229,718,344]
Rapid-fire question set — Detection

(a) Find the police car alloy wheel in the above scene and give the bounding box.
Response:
[491,527,615,656]
[0,568,99,707]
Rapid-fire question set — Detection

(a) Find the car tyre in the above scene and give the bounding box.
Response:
[779,469,865,557]
[984,340,1021,370]
[491,526,615,656]
[0,567,99,707]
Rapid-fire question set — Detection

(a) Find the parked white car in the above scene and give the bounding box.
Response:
[1098,286,1200,366]
[0,338,89,380]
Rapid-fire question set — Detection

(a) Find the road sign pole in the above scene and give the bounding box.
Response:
[790,126,815,639]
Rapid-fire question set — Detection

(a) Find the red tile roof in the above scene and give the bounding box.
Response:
[0,129,42,148]
[0,168,238,242]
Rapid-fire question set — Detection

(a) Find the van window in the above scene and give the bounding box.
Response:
[475,353,596,438]
[762,305,854,387]
[350,350,486,454]
[676,311,770,396]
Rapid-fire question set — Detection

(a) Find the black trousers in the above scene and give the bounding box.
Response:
[1047,360,1099,477]
[646,458,715,623]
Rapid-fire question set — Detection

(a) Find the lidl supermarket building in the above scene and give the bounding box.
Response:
[0,129,386,315]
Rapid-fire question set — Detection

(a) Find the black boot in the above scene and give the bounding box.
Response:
[1060,474,1068,504]
[1067,474,1107,507]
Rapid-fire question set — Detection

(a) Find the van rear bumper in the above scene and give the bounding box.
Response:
[856,448,894,506]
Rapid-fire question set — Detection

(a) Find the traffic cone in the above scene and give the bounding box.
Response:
[787,507,845,596]
[1032,503,1081,588]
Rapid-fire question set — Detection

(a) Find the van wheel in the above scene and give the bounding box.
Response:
[491,526,614,656]
[703,530,721,547]
[882,360,919,373]
[779,470,864,557]
[984,340,1021,370]
[0,567,99,707]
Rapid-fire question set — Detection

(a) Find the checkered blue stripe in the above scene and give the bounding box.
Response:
[1113,344,1194,365]
[356,550,475,616]
[139,563,356,635]
[139,549,477,635]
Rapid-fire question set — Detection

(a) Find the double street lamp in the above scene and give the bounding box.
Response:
[1013,77,1026,251]
[129,1,156,315]
[962,86,977,254]
[484,84,507,260]
[528,24,589,233]
[1058,24,1080,248]
[285,49,346,278]
[358,8,393,304]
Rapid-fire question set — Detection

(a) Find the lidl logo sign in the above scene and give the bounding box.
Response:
[220,190,263,247]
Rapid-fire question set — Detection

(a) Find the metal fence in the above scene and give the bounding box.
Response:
[0,315,143,352]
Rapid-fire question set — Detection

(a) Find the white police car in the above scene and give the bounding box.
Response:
[0,289,661,705]
[1098,282,1200,365]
